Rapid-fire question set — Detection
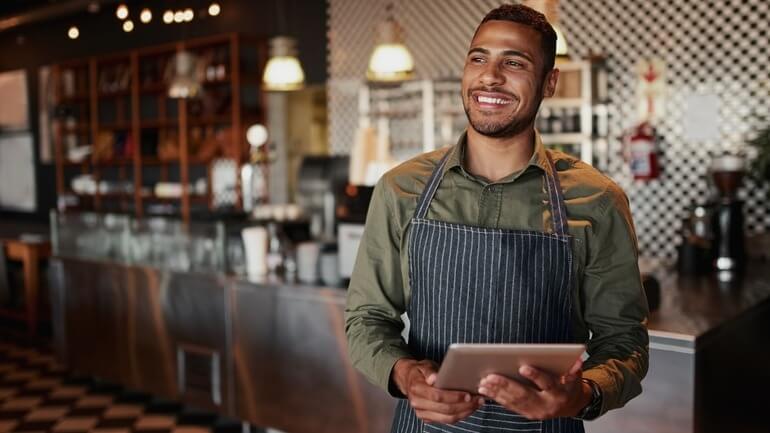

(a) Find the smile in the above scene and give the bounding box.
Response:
[475,95,512,105]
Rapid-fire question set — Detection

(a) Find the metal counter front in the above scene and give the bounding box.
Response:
[49,256,395,433]
[50,253,770,433]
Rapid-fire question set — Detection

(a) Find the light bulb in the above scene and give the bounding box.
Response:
[140,8,152,24]
[163,10,174,24]
[247,124,269,147]
[123,20,134,32]
[183,8,194,22]
[208,3,221,16]
[174,10,184,23]
[68,26,79,40]
[116,4,128,20]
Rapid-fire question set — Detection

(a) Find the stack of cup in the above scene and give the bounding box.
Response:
[296,241,320,284]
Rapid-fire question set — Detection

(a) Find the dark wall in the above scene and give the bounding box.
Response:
[0,0,328,222]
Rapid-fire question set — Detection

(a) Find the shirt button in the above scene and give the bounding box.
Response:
[556,160,570,171]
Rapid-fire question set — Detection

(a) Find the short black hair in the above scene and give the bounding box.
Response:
[476,3,558,75]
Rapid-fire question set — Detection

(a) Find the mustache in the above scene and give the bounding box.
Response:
[467,87,517,100]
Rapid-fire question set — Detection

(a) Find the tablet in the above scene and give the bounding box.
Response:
[434,343,586,393]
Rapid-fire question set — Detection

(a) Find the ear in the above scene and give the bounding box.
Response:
[542,68,560,98]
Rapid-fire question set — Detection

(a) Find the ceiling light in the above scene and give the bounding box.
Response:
[68,26,79,40]
[140,8,152,24]
[174,10,185,23]
[163,10,174,24]
[123,20,134,32]
[208,3,221,16]
[182,8,194,22]
[263,36,305,91]
[367,6,414,82]
[554,25,569,56]
[116,4,129,20]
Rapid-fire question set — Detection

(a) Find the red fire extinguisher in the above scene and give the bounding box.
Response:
[624,121,660,180]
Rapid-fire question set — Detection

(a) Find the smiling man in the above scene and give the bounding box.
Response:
[345,4,649,433]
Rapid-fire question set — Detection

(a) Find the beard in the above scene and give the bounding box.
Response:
[462,88,542,138]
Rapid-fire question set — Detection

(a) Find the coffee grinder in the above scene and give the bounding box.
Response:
[710,155,746,272]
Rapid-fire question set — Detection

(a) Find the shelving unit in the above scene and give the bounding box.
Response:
[359,58,609,168]
[51,33,268,223]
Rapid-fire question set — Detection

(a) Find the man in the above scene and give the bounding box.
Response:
[345,4,649,433]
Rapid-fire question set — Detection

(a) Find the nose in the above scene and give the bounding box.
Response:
[479,61,505,87]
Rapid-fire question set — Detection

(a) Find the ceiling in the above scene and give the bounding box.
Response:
[0,0,58,18]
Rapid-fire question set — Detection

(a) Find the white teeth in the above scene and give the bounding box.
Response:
[477,96,511,105]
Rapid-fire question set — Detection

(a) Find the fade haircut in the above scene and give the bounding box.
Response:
[476,3,558,76]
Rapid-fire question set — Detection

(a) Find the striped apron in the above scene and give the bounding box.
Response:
[390,149,584,433]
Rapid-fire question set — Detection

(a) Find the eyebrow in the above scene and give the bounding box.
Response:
[467,47,533,62]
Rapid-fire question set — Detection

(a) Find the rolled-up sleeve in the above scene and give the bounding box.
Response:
[345,177,412,394]
[581,183,650,417]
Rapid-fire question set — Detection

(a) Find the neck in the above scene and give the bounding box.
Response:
[464,127,536,183]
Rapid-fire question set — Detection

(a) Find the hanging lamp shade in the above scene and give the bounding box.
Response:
[263,36,305,91]
[553,25,569,57]
[168,51,201,98]
[367,18,414,82]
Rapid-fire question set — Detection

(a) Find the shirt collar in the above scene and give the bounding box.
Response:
[443,130,550,181]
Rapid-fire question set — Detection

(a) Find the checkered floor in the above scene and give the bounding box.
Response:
[0,334,251,433]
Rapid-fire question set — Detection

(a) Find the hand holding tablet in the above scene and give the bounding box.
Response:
[434,343,586,393]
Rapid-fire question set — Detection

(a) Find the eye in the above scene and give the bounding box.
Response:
[505,59,523,68]
[469,56,486,64]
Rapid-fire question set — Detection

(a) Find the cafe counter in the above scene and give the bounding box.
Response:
[48,214,770,433]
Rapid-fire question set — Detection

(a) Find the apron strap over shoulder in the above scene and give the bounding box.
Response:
[413,149,453,220]
[543,153,570,237]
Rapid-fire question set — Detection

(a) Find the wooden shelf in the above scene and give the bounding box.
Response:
[97,89,131,98]
[187,115,232,126]
[140,157,212,166]
[140,119,178,128]
[540,133,587,144]
[98,123,131,130]
[59,93,91,103]
[542,98,584,108]
[52,33,266,223]
[92,158,134,166]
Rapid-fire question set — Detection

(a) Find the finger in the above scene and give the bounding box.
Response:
[518,366,557,392]
[410,395,481,416]
[425,372,437,386]
[561,358,584,384]
[478,374,532,404]
[409,385,478,410]
[415,407,477,425]
[567,357,583,376]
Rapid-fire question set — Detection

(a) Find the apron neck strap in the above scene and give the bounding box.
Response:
[413,146,570,237]
[414,149,453,220]
[543,152,570,237]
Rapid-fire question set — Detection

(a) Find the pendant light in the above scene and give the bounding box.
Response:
[168,50,201,98]
[367,2,414,82]
[263,36,305,91]
[263,0,305,91]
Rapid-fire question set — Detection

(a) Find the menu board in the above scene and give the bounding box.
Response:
[0,133,36,212]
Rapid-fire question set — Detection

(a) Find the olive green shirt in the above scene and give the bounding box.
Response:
[345,131,649,417]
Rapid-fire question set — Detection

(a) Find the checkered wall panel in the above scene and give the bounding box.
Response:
[327,0,770,259]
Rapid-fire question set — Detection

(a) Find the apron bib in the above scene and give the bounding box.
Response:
[390,149,584,433]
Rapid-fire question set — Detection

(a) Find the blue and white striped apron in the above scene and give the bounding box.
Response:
[390,149,584,433]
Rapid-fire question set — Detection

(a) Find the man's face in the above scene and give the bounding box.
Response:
[461,20,558,138]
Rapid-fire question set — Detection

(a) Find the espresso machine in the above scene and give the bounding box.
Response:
[710,155,746,272]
